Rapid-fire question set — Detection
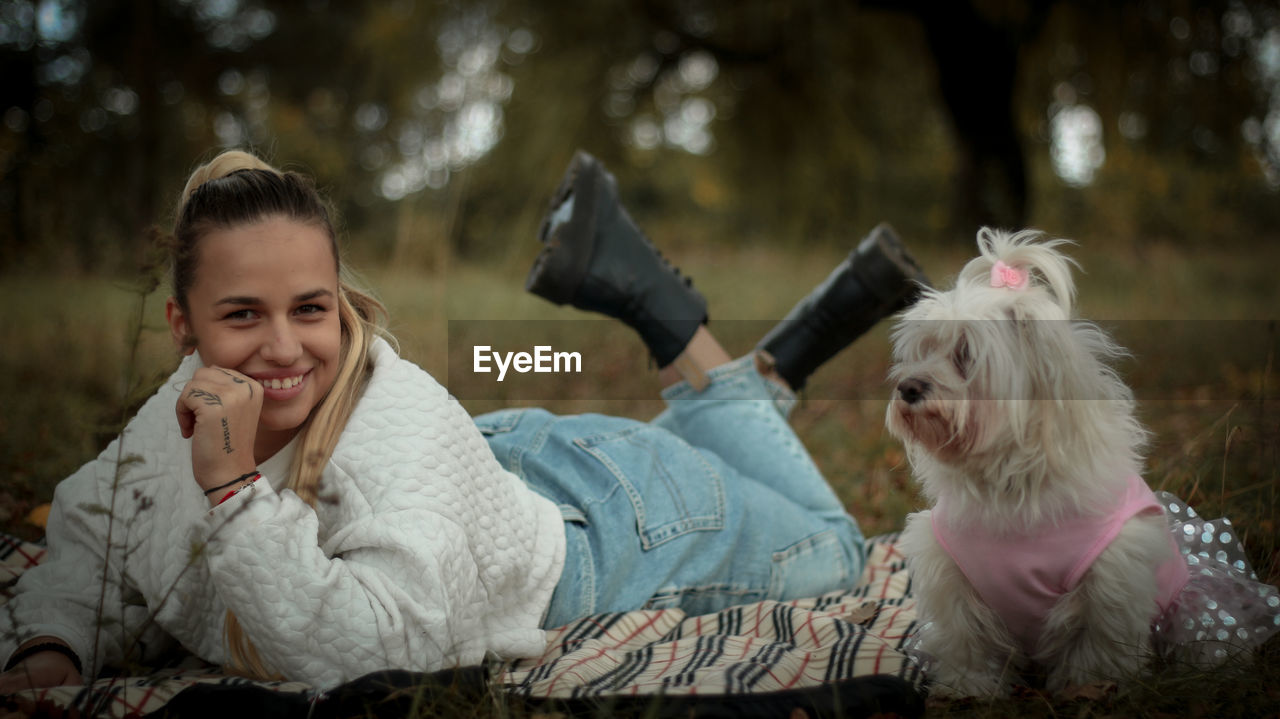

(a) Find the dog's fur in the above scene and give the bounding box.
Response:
[886,229,1174,696]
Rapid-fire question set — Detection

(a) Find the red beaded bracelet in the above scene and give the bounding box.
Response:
[203,470,262,496]
[216,474,261,506]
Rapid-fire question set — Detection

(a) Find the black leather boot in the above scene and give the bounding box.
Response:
[757,223,930,390]
[526,151,708,367]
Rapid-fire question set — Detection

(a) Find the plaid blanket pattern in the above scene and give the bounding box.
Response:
[1,533,921,717]
[502,536,923,697]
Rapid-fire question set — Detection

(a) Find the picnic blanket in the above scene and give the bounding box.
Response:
[1,532,925,718]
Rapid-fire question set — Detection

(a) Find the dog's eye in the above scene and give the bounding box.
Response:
[951,336,972,377]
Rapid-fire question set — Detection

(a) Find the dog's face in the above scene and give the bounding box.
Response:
[885,230,1143,502]
[884,283,1072,466]
[884,303,982,465]
[884,231,1105,474]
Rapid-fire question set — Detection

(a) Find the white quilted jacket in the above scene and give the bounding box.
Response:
[1,338,566,689]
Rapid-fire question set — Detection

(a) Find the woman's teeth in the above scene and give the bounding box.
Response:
[265,375,303,390]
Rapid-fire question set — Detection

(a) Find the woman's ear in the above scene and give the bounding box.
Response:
[165,297,196,355]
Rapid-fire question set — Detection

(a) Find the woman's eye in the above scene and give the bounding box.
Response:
[223,309,256,321]
[296,303,326,316]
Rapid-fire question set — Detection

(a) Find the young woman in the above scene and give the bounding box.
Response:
[0,150,927,692]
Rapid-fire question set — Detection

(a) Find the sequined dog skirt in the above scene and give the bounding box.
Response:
[1152,491,1280,660]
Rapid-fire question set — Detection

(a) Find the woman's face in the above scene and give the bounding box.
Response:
[167,215,342,457]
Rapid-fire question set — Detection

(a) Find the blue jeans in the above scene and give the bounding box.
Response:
[475,355,865,628]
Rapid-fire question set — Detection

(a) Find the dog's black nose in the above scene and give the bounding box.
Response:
[897,378,929,404]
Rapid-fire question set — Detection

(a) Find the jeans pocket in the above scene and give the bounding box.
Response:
[557,503,588,526]
[768,528,854,600]
[575,424,725,550]
[473,407,525,435]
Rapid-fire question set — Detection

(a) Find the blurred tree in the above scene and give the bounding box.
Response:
[1019,0,1280,239]
[0,0,1277,275]
[0,0,440,270]
[601,0,1279,239]
[625,0,1048,233]
[873,0,1056,231]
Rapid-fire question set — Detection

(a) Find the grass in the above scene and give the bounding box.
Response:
[0,236,1277,717]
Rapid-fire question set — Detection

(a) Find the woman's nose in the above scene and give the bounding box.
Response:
[260,322,302,364]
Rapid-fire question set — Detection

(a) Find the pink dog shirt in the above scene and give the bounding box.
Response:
[931,475,1190,654]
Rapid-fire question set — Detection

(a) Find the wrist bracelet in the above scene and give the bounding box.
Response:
[4,642,83,675]
[203,470,261,496]
[216,476,259,506]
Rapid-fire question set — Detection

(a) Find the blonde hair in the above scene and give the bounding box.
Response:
[173,149,389,679]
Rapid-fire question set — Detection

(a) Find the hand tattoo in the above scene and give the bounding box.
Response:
[216,369,254,399]
[189,389,223,407]
[221,417,233,454]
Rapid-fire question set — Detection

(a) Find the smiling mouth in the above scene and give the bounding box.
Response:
[261,374,305,390]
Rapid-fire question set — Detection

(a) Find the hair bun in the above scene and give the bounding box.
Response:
[180,149,278,205]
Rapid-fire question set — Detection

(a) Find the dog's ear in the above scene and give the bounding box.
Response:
[1003,317,1084,473]
[1012,315,1146,482]
[1014,316,1084,400]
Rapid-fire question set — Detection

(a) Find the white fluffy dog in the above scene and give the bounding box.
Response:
[886,229,1187,696]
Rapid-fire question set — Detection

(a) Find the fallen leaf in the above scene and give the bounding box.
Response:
[842,601,879,624]
[25,503,51,530]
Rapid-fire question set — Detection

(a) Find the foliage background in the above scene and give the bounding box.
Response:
[3,0,1280,272]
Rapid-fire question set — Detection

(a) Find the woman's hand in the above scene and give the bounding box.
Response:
[0,647,82,695]
[175,366,263,494]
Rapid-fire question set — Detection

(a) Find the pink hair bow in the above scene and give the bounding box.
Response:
[990,260,1028,290]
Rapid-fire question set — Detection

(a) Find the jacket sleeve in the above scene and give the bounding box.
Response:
[199,477,465,688]
[1,442,171,677]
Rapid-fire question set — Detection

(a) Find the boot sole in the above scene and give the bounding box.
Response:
[860,223,929,283]
[853,223,932,306]
[756,223,930,389]
[525,151,603,305]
